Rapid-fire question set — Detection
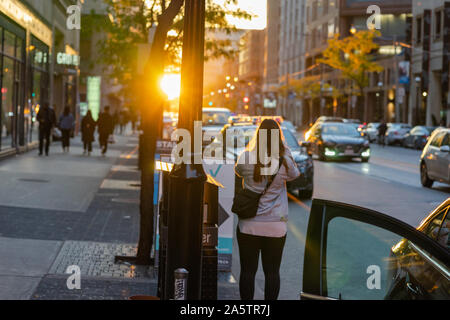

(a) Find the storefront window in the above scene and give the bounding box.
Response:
[0,20,25,151]
[27,36,49,144]
[1,57,15,149]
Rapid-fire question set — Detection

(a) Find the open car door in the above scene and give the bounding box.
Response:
[301,199,450,300]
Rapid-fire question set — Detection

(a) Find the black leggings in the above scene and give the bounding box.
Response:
[236,227,286,300]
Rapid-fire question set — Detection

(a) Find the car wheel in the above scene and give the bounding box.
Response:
[420,162,434,188]
[298,188,313,199]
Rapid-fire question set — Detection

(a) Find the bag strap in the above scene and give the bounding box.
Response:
[262,157,283,195]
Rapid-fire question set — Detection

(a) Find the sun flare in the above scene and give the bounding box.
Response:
[160,74,181,100]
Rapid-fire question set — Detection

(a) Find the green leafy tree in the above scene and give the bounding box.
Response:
[317,30,384,120]
[92,0,252,265]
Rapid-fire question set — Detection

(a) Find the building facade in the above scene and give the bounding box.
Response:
[303,0,412,125]
[263,0,280,114]
[278,0,307,124]
[410,0,450,127]
[238,29,265,114]
[0,0,80,155]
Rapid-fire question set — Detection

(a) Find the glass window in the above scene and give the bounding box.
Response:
[435,10,442,39]
[1,57,15,150]
[3,30,15,57]
[425,208,448,242]
[325,216,450,300]
[416,17,422,44]
[431,131,446,147]
[438,214,450,250]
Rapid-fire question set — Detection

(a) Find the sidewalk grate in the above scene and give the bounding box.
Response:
[18,178,50,183]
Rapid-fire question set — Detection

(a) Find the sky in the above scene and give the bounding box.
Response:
[217,0,267,30]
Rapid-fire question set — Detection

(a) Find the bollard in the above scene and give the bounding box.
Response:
[174,268,189,300]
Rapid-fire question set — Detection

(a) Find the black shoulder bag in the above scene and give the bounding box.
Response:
[232,159,282,220]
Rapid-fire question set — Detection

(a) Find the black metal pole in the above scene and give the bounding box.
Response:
[164,0,207,300]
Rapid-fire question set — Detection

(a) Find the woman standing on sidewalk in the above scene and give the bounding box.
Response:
[59,107,75,153]
[81,110,96,156]
[234,119,300,300]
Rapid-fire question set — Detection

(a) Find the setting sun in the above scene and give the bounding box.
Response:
[160,73,181,100]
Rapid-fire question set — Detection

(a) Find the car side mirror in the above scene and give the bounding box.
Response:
[440,145,450,153]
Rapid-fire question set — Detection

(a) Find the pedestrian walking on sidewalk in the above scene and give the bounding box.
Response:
[97,106,114,155]
[378,121,388,147]
[59,107,75,153]
[36,103,56,156]
[81,110,96,155]
[233,119,300,300]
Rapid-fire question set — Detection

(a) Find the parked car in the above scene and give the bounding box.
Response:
[420,128,450,188]
[301,198,450,300]
[218,123,314,199]
[403,126,437,150]
[343,119,361,124]
[305,122,370,162]
[364,122,380,143]
[282,120,297,136]
[202,107,232,145]
[314,116,345,124]
[385,123,412,145]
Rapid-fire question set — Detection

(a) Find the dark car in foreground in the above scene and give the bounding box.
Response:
[305,122,370,162]
[219,123,314,199]
[421,128,450,188]
[301,198,450,300]
[403,126,437,150]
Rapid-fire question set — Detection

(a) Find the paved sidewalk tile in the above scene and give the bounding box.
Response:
[32,275,157,300]
[49,241,154,279]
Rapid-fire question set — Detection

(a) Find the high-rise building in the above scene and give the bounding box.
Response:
[304,0,412,125]
[410,0,450,126]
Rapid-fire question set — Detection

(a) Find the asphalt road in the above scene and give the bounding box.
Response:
[232,143,449,300]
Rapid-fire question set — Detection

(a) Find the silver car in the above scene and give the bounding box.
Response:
[386,123,412,145]
[421,128,450,188]
[364,122,380,142]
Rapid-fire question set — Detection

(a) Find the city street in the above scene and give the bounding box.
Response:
[236,143,449,300]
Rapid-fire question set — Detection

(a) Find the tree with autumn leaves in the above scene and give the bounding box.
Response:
[84,0,253,265]
[318,30,384,120]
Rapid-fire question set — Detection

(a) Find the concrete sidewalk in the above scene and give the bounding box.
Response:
[0,131,239,300]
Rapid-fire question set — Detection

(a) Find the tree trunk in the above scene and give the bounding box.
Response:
[133,0,184,265]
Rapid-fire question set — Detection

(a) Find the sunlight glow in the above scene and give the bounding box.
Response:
[160,74,181,100]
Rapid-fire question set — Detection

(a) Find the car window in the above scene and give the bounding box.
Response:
[425,208,448,242]
[324,216,449,300]
[438,213,450,250]
[431,132,446,147]
[442,134,450,147]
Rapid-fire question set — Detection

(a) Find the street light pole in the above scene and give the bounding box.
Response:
[164,0,207,300]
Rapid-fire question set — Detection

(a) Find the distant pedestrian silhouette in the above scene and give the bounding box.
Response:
[378,121,388,147]
[97,106,114,155]
[81,110,96,156]
[36,103,56,156]
[59,107,75,153]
